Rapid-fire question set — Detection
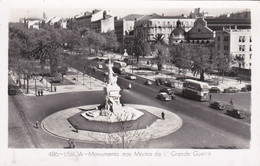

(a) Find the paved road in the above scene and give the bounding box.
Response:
[8,70,250,148]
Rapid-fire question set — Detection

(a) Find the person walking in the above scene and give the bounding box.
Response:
[54,86,56,92]
[35,121,39,129]
[75,122,79,133]
[68,139,72,148]
[128,83,132,89]
[230,98,234,106]
[40,90,43,96]
[38,90,40,96]
[71,139,75,148]
[161,111,165,120]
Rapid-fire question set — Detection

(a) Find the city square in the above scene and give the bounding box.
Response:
[6,5,253,150]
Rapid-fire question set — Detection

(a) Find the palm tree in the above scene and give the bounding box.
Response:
[191,45,213,81]
[128,33,145,63]
[152,34,167,47]
[151,34,168,70]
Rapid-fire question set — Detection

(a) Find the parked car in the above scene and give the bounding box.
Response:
[165,81,175,88]
[157,92,172,101]
[210,101,225,110]
[8,85,16,95]
[144,80,152,86]
[125,74,136,80]
[223,87,239,93]
[155,78,166,85]
[160,87,175,99]
[209,87,221,93]
[226,108,245,119]
[96,64,103,69]
[241,84,251,92]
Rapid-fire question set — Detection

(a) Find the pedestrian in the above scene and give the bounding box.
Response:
[128,83,132,89]
[54,86,56,92]
[68,139,72,148]
[230,98,234,106]
[40,89,43,96]
[71,139,75,148]
[161,111,165,120]
[38,90,40,96]
[35,121,39,129]
[240,79,242,84]
[75,122,79,133]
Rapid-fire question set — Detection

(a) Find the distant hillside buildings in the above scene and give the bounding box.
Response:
[19,8,252,73]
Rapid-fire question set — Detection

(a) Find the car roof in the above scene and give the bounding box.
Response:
[160,92,168,95]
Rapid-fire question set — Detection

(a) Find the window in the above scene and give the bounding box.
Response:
[217,45,220,50]
[198,28,201,32]
[224,36,229,41]
[239,45,245,51]
[224,45,229,51]
[239,36,245,42]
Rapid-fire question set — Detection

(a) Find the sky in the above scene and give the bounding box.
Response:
[9,7,249,22]
[6,0,253,22]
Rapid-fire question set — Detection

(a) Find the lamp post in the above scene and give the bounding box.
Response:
[34,76,37,96]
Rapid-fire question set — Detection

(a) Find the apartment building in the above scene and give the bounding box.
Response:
[68,9,116,33]
[215,29,252,70]
[134,13,195,43]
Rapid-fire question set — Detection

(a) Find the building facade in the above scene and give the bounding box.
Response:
[114,14,145,53]
[215,29,252,70]
[134,13,195,43]
[68,9,116,33]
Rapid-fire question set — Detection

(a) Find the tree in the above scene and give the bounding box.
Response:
[128,33,145,63]
[57,66,68,83]
[191,45,214,81]
[153,43,169,71]
[170,44,193,76]
[151,34,169,71]
[102,30,119,55]
[28,26,63,76]
[83,29,106,54]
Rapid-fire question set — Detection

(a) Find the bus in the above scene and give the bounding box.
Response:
[182,79,209,101]
[112,61,127,74]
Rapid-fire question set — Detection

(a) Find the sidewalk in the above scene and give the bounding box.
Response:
[9,67,105,97]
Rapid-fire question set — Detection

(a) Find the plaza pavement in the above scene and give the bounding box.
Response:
[9,67,105,96]
[41,104,182,144]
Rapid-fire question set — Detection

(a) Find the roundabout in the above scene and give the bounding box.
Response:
[41,59,183,146]
[41,104,183,144]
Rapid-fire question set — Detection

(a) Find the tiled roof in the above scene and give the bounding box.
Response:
[122,14,145,21]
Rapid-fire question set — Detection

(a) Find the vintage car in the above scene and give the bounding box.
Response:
[8,85,17,95]
[241,84,251,92]
[226,108,245,119]
[165,81,176,88]
[144,80,152,86]
[160,87,175,99]
[157,92,172,101]
[210,101,225,110]
[125,74,136,80]
[223,87,239,93]
[209,87,221,93]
